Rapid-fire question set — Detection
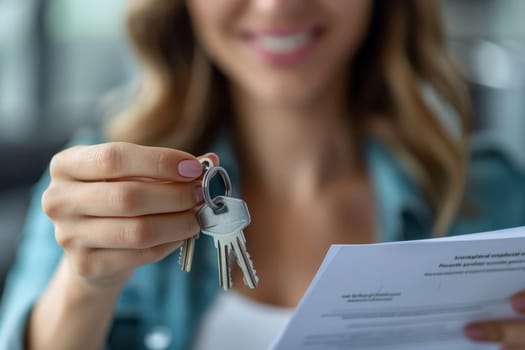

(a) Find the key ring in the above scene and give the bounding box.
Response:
[200,158,232,211]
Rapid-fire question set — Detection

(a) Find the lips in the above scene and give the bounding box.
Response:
[241,25,323,65]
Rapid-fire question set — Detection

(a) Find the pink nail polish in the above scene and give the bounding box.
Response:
[178,160,202,178]
[464,325,486,340]
[194,185,204,204]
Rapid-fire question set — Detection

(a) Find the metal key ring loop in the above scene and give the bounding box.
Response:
[202,166,232,211]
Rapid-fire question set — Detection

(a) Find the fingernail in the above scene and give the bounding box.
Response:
[464,325,486,340]
[205,152,219,164]
[178,160,202,178]
[194,185,204,204]
[511,295,525,312]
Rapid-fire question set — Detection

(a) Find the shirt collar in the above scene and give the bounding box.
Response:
[366,139,432,241]
[211,135,432,242]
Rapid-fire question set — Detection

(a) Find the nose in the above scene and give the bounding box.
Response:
[253,0,303,14]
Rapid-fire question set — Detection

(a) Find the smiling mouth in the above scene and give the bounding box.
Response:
[241,25,324,65]
[258,31,313,54]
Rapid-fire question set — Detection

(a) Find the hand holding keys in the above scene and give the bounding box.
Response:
[178,158,259,291]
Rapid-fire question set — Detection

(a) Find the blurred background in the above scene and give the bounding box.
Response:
[0,0,524,294]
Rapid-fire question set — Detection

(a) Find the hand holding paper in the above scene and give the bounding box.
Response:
[271,226,525,350]
[464,289,525,347]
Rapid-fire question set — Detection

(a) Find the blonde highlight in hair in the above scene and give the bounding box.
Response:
[107,0,470,235]
[107,0,226,152]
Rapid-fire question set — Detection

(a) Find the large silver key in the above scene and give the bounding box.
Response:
[197,195,259,290]
[179,157,214,272]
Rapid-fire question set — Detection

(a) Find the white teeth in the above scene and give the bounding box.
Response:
[258,32,310,53]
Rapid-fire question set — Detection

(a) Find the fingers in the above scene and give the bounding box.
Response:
[511,291,525,314]
[464,292,525,348]
[464,320,525,347]
[55,211,200,249]
[44,143,219,288]
[51,143,203,182]
[68,242,182,280]
[44,180,202,218]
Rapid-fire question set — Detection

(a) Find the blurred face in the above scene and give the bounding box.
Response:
[186,0,373,109]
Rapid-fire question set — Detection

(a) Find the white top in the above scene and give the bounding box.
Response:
[192,290,294,350]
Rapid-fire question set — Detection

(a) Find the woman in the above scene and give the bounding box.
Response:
[1,0,524,349]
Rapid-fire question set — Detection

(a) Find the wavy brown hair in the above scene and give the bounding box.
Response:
[107,0,470,235]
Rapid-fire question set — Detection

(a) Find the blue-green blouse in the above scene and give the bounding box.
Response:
[1,129,524,350]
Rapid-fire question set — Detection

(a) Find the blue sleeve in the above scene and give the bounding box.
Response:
[450,132,525,235]
[0,171,62,349]
[0,128,102,349]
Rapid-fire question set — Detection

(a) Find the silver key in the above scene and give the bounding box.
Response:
[179,233,198,272]
[179,157,214,272]
[197,195,259,290]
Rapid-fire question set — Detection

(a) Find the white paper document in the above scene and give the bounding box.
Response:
[271,226,525,350]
